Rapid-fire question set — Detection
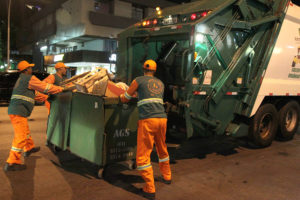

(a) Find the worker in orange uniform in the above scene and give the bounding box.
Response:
[43,62,69,114]
[119,60,171,200]
[4,60,64,172]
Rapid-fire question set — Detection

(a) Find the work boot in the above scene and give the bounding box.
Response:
[4,163,26,172]
[155,176,172,185]
[24,146,40,157]
[139,189,155,200]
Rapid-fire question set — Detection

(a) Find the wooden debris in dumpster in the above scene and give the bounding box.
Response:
[75,68,108,93]
[61,71,90,86]
[92,76,109,96]
[72,67,128,97]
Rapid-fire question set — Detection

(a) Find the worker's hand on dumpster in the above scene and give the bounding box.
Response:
[62,85,75,92]
[48,94,56,102]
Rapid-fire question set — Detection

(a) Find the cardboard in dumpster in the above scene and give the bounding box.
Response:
[92,76,109,96]
[72,67,128,97]
[105,81,126,97]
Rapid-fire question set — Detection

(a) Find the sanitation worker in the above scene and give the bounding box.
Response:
[4,60,64,172]
[43,62,69,114]
[119,60,171,200]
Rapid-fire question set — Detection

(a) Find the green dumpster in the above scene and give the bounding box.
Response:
[68,92,138,166]
[47,92,72,150]
[47,91,139,176]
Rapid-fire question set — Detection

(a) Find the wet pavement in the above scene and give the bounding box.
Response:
[0,105,299,200]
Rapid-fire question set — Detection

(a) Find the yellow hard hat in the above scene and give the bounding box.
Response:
[55,62,69,69]
[143,60,157,71]
[17,60,35,71]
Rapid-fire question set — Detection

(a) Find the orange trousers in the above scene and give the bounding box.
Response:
[136,118,171,193]
[6,115,35,164]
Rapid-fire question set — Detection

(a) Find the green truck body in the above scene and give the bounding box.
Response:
[116,0,300,147]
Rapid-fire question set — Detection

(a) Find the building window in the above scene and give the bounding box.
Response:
[104,39,117,52]
[132,5,144,20]
[94,1,111,14]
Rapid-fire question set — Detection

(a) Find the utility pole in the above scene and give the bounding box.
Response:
[7,0,11,70]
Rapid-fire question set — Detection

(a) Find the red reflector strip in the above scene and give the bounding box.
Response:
[269,93,273,96]
[297,93,300,96]
[193,91,206,95]
[171,25,183,30]
[286,93,289,96]
[226,92,238,95]
[151,27,160,31]
[260,77,263,84]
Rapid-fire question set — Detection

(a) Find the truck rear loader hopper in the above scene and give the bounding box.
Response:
[117,0,300,147]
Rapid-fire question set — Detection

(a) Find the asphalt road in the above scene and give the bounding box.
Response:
[0,105,299,200]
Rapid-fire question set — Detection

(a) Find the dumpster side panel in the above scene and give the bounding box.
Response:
[104,99,138,164]
[47,92,72,150]
[69,93,105,166]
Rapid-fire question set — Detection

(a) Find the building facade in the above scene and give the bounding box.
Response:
[16,0,177,74]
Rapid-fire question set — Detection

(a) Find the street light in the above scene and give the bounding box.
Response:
[7,0,11,70]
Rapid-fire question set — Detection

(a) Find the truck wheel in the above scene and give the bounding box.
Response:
[277,101,300,140]
[249,104,278,147]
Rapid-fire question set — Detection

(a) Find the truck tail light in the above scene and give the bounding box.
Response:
[153,19,158,25]
[201,11,208,17]
[190,13,197,20]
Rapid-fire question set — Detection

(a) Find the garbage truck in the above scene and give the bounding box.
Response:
[116,0,300,147]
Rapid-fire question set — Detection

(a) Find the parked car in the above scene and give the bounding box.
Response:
[0,70,49,103]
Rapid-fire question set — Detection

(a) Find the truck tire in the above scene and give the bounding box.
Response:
[277,101,300,140]
[249,104,278,147]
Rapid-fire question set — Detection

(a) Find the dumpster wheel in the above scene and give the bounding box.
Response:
[97,165,108,179]
[46,141,62,154]
[51,145,62,154]
[126,159,137,170]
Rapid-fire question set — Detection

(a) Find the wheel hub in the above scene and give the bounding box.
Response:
[259,113,273,139]
[285,109,297,132]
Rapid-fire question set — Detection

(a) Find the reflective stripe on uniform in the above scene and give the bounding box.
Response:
[137,163,152,170]
[137,98,163,107]
[43,83,51,93]
[124,92,133,100]
[159,156,169,163]
[11,94,35,104]
[11,146,22,152]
